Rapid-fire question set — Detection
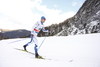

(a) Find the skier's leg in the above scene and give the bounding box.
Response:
[32,36,38,58]
[23,35,33,51]
[33,36,43,59]
[34,44,38,54]
[25,35,33,46]
[34,44,38,58]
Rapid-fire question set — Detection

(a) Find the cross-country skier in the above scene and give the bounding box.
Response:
[23,16,49,58]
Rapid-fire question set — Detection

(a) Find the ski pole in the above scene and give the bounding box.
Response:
[38,32,49,50]
[38,37,46,50]
[8,38,29,44]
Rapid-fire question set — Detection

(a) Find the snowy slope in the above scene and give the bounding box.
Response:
[0,33,100,67]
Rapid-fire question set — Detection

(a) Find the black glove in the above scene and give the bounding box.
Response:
[48,29,51,32]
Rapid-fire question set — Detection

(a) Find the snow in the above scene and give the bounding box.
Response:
[90,20,99,26]
[96,10,100,16]
[0,33,100,67]
[55,29,64,36]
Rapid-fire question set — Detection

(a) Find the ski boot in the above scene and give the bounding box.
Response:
[23,45,27,51]
[35,53,44,59]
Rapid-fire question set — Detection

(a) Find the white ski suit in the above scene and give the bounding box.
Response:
[31,21,48,45]
[25,21,48,53]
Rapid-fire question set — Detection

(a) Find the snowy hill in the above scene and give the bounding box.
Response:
[0,33,100,67]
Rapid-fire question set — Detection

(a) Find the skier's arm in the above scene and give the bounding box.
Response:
[42,27,48,32]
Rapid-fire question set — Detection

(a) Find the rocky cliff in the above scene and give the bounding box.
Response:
[38,0,100,36]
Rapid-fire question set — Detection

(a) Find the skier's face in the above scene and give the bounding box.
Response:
[41,19,46,23]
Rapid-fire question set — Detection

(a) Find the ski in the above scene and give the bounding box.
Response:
[14,48,45,59]
[14,48,58,60]
[30,57,54,60]
[14,48,35,55]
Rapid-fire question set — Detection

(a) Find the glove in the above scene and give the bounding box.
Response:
[48,29,51,32]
